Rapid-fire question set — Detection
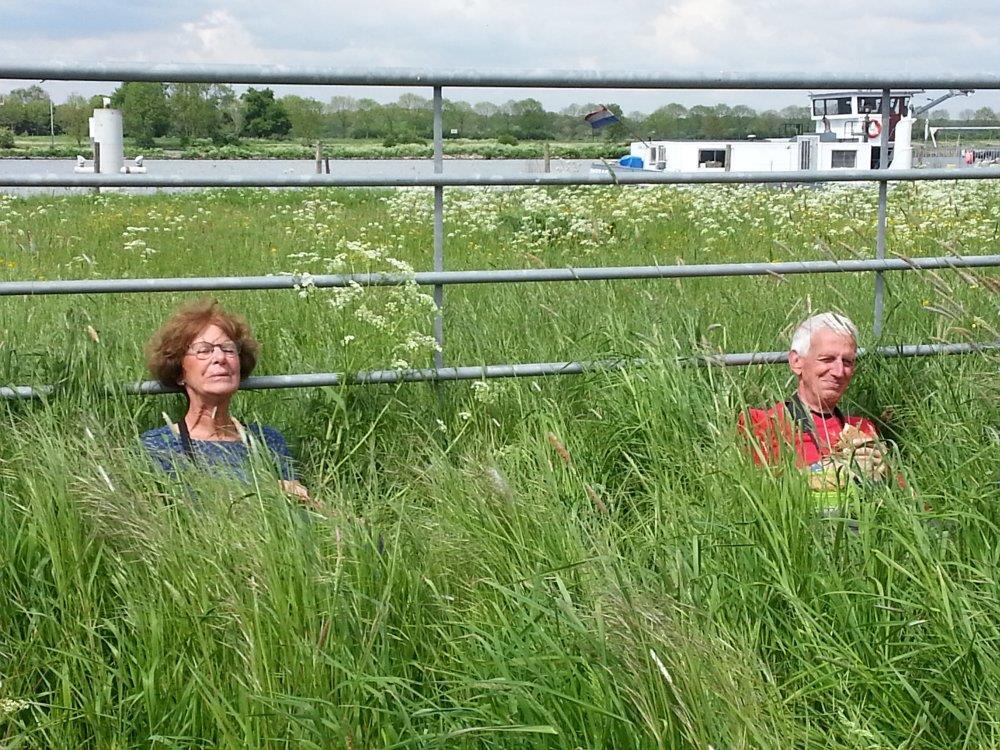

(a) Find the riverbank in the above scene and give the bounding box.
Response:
[1,136,624,161]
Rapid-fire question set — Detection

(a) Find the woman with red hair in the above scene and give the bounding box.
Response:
[141,298,311,503]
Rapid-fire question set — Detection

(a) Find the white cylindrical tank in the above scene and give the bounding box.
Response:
[88,108,125,175]
[889,116,913,170]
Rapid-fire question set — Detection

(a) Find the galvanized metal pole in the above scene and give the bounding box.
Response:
[6,165,1000,189]
[0,254,998,297]
[433,86,444,368]
[874,87,890,336]
[5,63,1000,91]
[4,342,996,400]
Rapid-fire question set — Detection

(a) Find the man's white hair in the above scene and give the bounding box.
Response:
[790,312,858,355]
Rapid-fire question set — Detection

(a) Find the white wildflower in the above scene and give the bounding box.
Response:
[0,697,29,716]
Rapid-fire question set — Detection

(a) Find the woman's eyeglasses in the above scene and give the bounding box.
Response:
[187,341,240,359]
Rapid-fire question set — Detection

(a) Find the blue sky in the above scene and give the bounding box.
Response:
[1,0,998,114]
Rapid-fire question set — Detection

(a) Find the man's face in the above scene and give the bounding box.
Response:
[789,328,857,411]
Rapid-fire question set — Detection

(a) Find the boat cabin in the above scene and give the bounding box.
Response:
[810,90,917,142]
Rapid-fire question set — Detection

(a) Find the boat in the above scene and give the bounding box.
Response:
[598,90,974,175]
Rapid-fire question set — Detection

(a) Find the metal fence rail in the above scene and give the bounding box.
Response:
[1,63,999,399]
[5,167,1000,188]
[4,63,1000,90]
[1,255,998,297]
[3,342,995,401]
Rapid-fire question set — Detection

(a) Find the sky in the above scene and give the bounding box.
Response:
[1,0,999,116]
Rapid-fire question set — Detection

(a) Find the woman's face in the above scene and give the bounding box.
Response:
[180,323,241,402]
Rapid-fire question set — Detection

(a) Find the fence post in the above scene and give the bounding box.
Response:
[873,87,890,336]
[433,86,444,369]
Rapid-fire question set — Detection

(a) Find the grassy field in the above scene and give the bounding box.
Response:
[1,135,621,160]
[0,181,998,747]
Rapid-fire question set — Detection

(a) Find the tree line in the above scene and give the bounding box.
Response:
[2,82,998,148]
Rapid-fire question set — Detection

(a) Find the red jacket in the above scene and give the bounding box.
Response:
[738,400,878,468]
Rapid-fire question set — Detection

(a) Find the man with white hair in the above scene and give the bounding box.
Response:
[739,312,888,484]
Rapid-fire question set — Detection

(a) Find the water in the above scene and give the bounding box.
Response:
[0,158,597,197]
[2,155,980,198]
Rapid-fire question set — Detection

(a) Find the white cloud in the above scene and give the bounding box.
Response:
[1,0,999,112]
[177,10,262,62]
[645,0,772,67]
[0,10,264,67]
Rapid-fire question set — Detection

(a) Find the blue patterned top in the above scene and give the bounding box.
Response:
[141,423,297,482]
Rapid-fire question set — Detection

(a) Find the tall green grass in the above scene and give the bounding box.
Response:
[0,183,998,747]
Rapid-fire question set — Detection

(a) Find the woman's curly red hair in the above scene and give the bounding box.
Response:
[145,298,260,387]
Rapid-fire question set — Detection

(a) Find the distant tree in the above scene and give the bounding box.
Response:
[351,98,381,138]
[728,104,755,136]
[444,99,475,137]
[56,93,92,145]
[168,83,226,141]
[209,86,241,143]
[379,104,402,139]
[779,105,810,119]
[643,103,689,139]
[756,109,784,136]
[326,96,358,137]
[559,103,595,118]
[773,105,811,137]
[327,95,358,112]
[509,98,553,139]
[0,85,51,135]
[473,101,500,117]
[281,95,324,141]
[111,82,170,147]
[687,105,725,138]
[929,108,951,122]
[397,93,431,111]
[973,107,997,123]
[378,96,431,140]
[240,87,291,138]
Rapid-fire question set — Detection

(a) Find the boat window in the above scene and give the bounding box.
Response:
[858,97,881,114]
[813,97,853,116]
[698,149,727,168]
[831,150,857,168]
[857,97,909,115]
